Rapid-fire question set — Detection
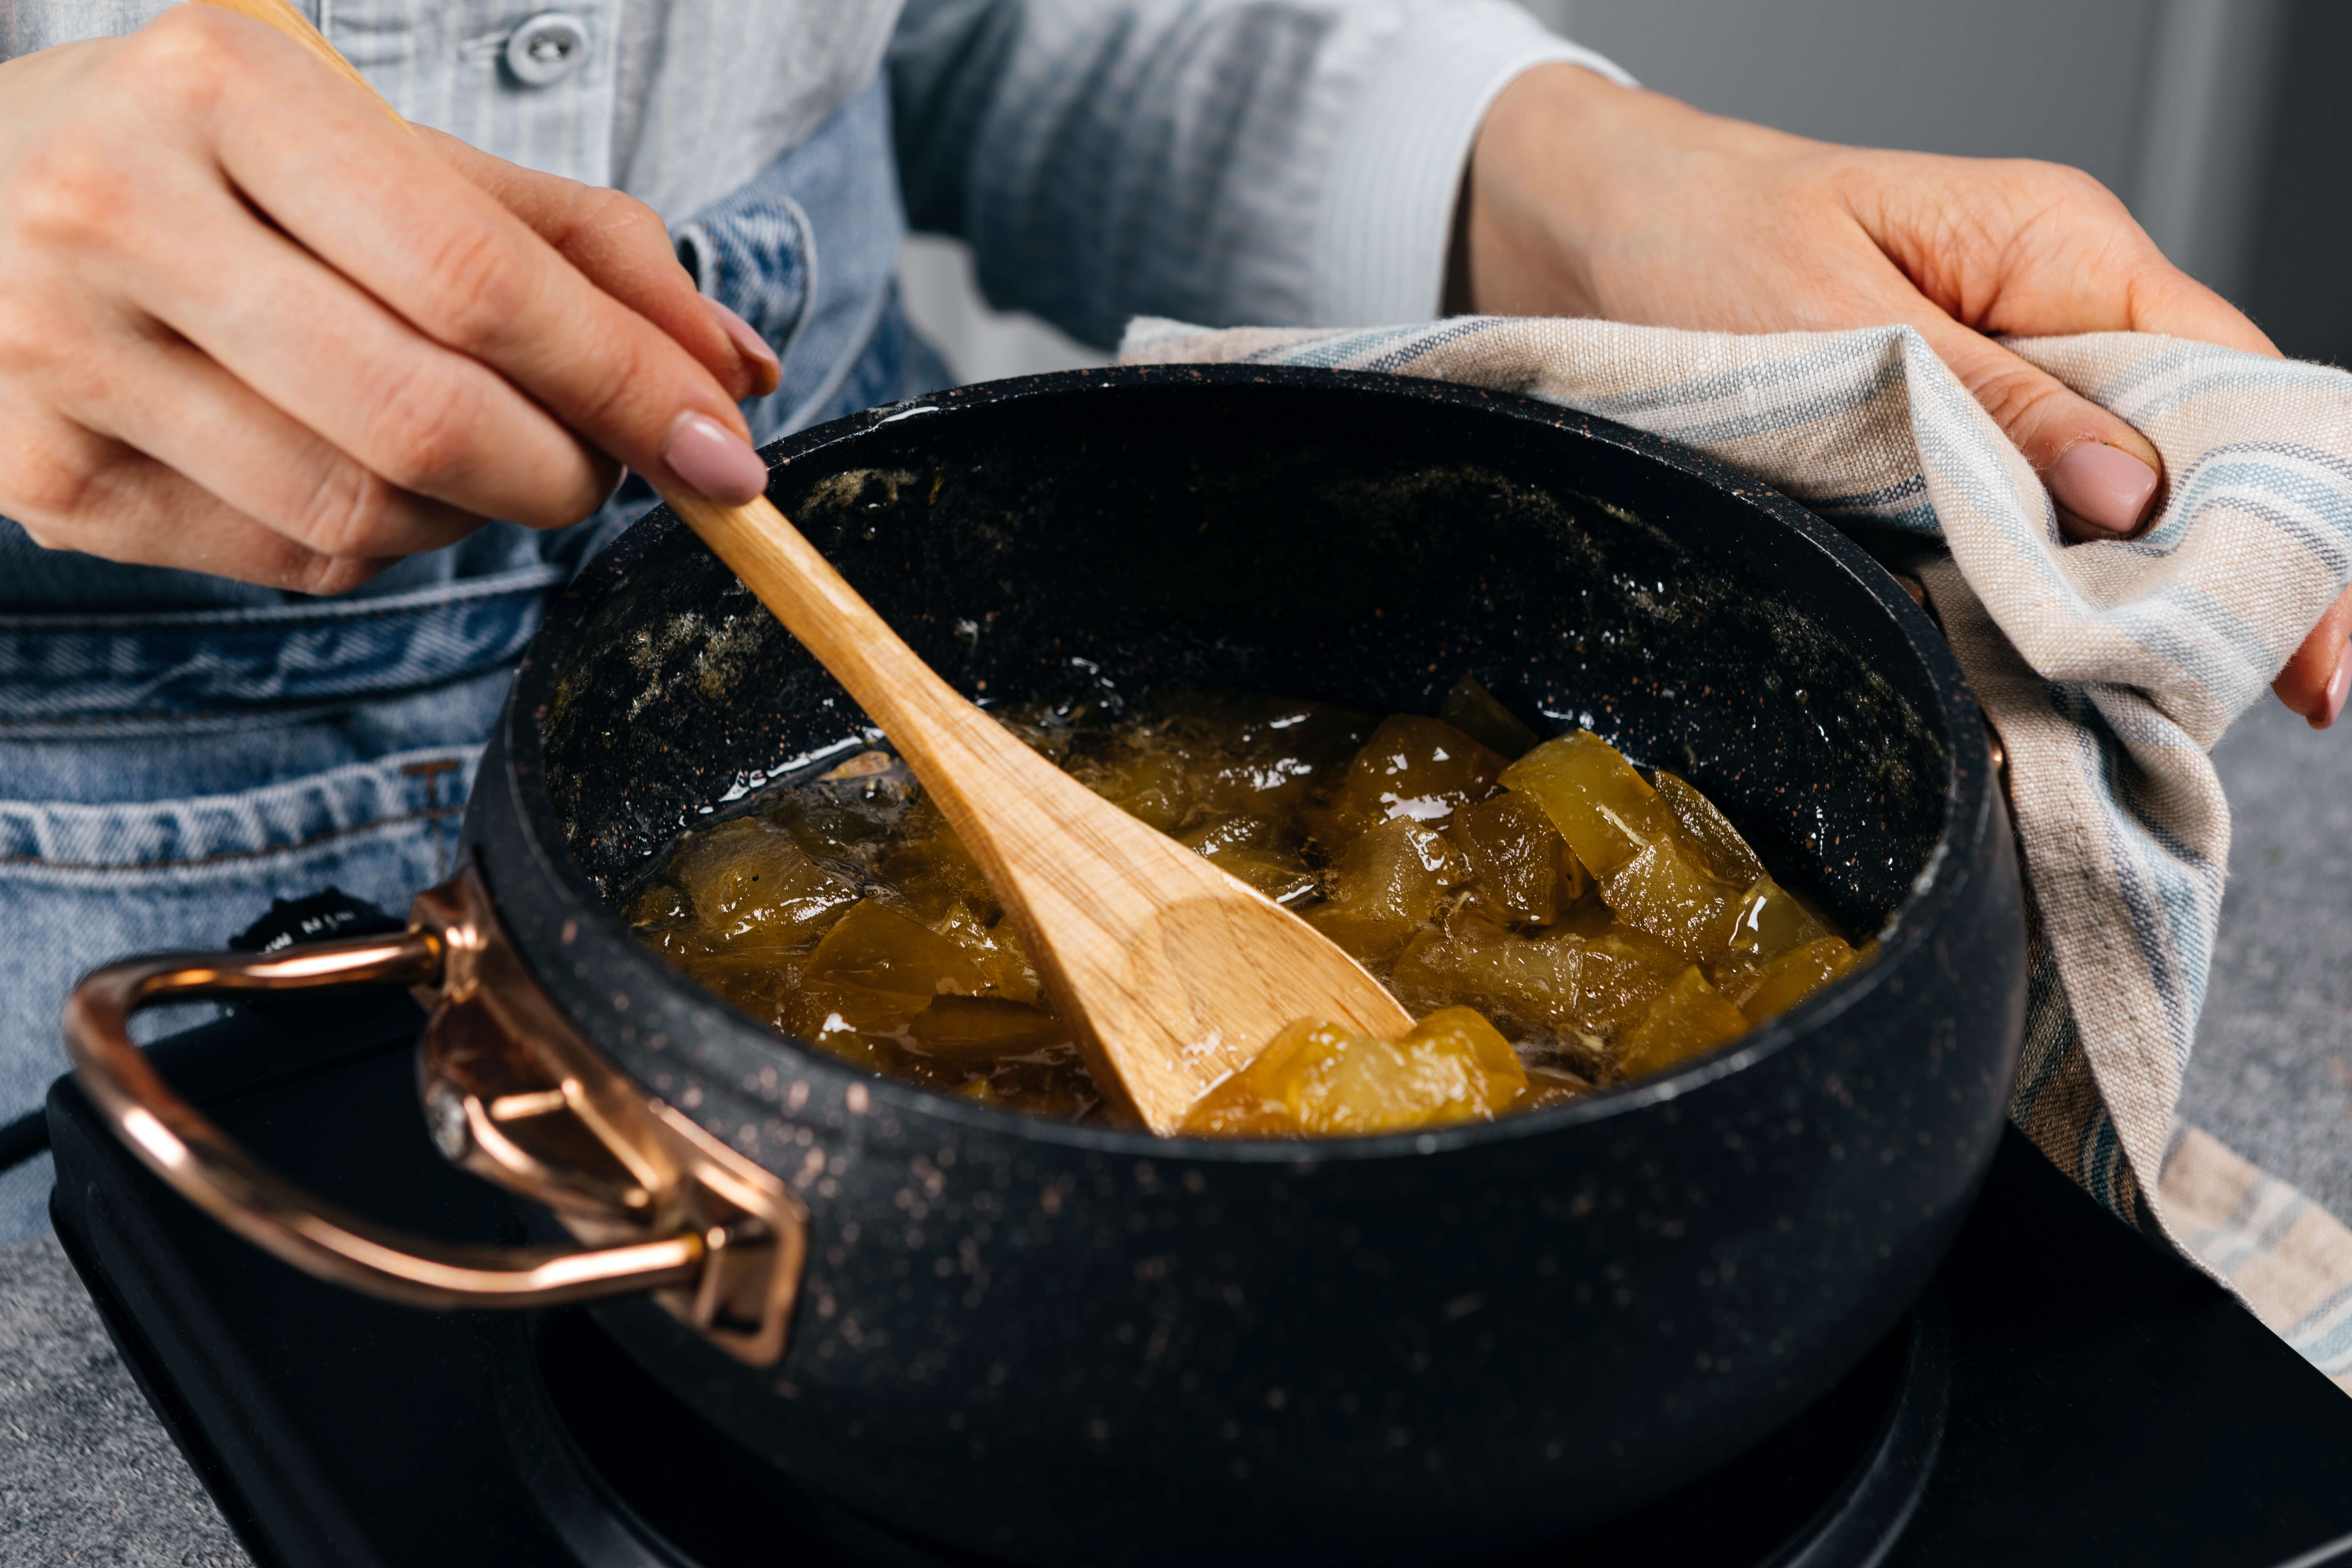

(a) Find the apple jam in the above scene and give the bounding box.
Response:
[626,680,1872,1136]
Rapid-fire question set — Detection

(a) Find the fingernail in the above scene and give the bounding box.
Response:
[2315,643,2351,730]
[2048,442,2160,534]
[702,296,780,396]
[661,412,768,505]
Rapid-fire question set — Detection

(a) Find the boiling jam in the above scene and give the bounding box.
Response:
[626,680,1870,1135]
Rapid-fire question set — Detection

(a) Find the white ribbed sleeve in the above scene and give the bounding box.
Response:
[1309,7,1632,323]
[892,1,1632,345]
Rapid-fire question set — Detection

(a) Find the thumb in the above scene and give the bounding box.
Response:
[1918,304,2352,730]
[1908,309,2162,541]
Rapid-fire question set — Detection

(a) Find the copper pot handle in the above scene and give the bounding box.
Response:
[62,931,708,1311]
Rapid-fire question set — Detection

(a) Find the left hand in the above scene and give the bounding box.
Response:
[0,9,778,596]
[1455,64,2352,729]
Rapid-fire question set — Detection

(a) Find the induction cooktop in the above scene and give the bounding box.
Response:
[37,989,2352,1568]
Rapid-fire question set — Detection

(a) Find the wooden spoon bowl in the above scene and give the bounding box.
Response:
[669,491,1410,1130]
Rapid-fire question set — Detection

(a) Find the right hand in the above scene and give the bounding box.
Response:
[1462,65,2352,728]
[0,5,779,596]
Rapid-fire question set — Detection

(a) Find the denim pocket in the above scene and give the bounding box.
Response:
[674,180,816,366]
[671,73,919,445]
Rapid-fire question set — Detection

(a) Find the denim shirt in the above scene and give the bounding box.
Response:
[0,0,1613,1240]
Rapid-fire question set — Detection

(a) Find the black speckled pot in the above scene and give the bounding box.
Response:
[466,367,2025,1567]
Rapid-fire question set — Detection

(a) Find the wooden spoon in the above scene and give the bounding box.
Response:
[197,0,1413,1133]
[674,495,1413,1130]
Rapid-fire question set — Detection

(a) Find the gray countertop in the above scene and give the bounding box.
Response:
[0,1232,250,1567]
[2179,697,2352,1215]
[1,697,2344,1567]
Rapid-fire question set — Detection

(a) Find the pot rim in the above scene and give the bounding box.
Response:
[502,363,1996,1164]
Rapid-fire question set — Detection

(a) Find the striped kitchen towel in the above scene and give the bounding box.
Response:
[1122,315,2352,1384]
[2163,1123,2352,1394]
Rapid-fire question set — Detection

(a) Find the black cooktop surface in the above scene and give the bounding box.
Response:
[42,1000,2352,1568]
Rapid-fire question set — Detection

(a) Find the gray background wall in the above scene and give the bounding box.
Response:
[905,0,2343,380]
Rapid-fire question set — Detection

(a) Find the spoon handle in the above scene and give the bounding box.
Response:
[198,0,412,127]
[665,492,1059,811]
[195,0,1053,852]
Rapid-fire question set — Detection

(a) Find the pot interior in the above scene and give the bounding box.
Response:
[541,370,1953,969]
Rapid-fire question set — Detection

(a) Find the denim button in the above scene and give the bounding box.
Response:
[504,12,590,87]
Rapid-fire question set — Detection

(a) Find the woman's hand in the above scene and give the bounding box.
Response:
[0,5,779,596]
[1457,64,2352,729]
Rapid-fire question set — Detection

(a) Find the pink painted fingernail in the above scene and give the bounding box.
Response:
[2315,644,2350,730]
[661,412,767,505]
[702,296,780,393]
[2048,442,2160,534]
